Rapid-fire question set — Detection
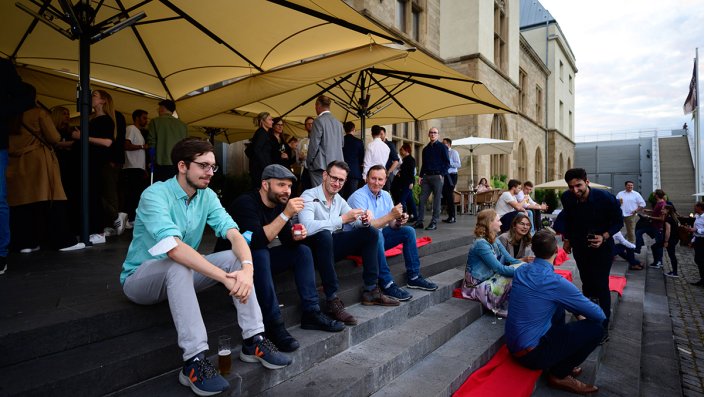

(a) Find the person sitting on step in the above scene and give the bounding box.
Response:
[347,165,439,302]
[506,229,606,395]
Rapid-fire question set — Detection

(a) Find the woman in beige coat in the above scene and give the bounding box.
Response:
[7,83,84,252]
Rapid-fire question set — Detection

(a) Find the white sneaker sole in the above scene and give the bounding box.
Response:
[239,351,289,370]
[177,371,224,396]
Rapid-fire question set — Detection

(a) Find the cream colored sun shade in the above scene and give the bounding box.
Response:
[2,0,401,100]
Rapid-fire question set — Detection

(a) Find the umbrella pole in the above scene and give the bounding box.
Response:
[79,22,91,245]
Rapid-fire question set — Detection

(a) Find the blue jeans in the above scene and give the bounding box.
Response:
[514,308,604,378]
[304,227,379,295]
[0,149,8,258]
[635,225,663,264]
[613,244,640,266]
[251,244,320,324]
[377,226,421,287]
[526,209,535,233]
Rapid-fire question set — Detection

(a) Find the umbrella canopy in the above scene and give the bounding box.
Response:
[2,0,402,99]
[453,136,515,187]
[534,179,612,190]
[195,48,513,137]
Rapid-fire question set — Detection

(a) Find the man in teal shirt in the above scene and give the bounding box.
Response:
[147,99,188,182]
[121,138,289,396]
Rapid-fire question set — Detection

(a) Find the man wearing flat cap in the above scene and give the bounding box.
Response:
[215,164,344,353]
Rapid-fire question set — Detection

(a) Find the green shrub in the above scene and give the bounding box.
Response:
[413,176,421,205]
[533,189,561,213]
[491,174,508,190]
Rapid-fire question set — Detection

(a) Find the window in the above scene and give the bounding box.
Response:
[518,69,527,113]
[559,60,564,81]
[396,0,407,32]
[402,122,409,139]
[516,140,527,181]
[558,153,565,180]
[534,147,543,183]
[559,100,564,132]
[490,115,508,177]
[493,1,507,72]
[535,85,543,125]
[568,74,573,93]
[569,110,573,137]
[411,5,421,41]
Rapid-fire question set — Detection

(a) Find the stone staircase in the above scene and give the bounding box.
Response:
[659,136,696,212]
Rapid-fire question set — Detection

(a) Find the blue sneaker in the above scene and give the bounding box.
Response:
[407,276,438,291]
[240,334,292,369]
[178,353,229,396]
[382,283,412,301]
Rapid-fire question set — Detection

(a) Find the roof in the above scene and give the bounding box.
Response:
[519,0,556,30]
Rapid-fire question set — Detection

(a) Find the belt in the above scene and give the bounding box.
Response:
[512,346,535,358]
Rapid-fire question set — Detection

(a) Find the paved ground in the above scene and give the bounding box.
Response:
[641,238,704,397]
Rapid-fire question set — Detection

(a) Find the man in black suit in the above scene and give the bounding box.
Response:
[341,121,363,199]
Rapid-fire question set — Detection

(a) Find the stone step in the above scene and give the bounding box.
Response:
[259,294,481,397]
[370,314,505,397]
[0,235,471,368]
[108,266,470,397]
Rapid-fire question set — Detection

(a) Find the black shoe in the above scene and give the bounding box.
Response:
[425,222,437,230]
[442,217,456,224]
[301,310,345,332]
[264,320,300,352]
[414,221,425,229]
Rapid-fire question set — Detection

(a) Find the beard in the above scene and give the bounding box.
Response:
[266,185,290,205]
[186,172,210,191]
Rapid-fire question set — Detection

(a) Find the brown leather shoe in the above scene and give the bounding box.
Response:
[361,287,400,306]
[326,297,358,325]
[547,374,598,394]
[571,367,583,377]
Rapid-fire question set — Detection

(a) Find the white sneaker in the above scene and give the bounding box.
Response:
[114,212,128,236]
[89,234,106,245]
[20,246,40,254]
[104,227,117,237]
[0,264,6,275]
[59,242,86,252]
[125,220,134,230]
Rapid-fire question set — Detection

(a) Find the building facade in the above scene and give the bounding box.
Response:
[344,0,576,188]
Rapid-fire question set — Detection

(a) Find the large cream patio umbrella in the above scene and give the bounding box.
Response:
[191,48,514,142]
[534,179,612,190]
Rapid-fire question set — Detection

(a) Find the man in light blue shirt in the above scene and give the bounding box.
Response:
[506,229,605,394]
[120,138,290,396]
[299,160,399,314]
[348,165,438,302]
[442,138,461,224]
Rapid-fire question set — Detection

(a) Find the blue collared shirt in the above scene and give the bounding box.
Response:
[505,258,606,353]
[448,148,461,174]
[298,185,363,235]
[120,177,238,284]
[346,185,393,230]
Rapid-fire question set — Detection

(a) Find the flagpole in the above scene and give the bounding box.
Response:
[696,48,702,199]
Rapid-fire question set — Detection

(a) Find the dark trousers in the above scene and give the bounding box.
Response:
[613,244,640,267]
[251,245,320,324]
[694,237,704,280]
[635,225,663,264]
[500,211,521,233]
[154,164,177,183]
[340,177,362,200]
[573,241,614,322]
[665,237,679,273]
[394,186,418,219]
[10,201,77,250]
[304,228,379,295]
[123,168,148,222]
[515,308,604,378]
[442,173,457,218]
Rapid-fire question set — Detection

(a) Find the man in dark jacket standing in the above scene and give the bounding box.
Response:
[414,127,449,231]
[341,121,363,199]
[555,168,623,341]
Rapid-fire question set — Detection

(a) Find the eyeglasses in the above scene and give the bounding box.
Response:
[517,222,531,227]
[192,161,219,173]
[428,131,439,135]
[328,175,346,184]
[274,123,284,127]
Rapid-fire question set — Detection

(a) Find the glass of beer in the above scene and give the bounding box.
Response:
[218,335,232,375]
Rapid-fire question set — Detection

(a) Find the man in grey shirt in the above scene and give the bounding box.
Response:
[306,95,344,187]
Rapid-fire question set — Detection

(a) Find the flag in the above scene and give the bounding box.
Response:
[683,59,698,114]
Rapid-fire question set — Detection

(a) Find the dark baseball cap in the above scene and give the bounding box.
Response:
[262,164,297,181]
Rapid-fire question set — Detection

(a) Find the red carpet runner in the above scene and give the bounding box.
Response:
[346,236,432,266]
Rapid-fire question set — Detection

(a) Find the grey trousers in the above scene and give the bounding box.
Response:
[309,169,324,187]
[418,174,444,223]
[123,250,265,361]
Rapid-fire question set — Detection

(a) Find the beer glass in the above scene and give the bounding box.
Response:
[218,335,232,375]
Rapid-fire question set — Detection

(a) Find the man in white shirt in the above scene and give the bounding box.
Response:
[362,125,390,180]
[123,109,149,225]
[689,202,704,286]
[615,181,646,243]
[515,181,548,233]
[495,179,526,233]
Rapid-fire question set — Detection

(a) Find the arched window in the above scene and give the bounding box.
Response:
[558,153,565,180]
[516,140,527,181]
[490,115,508,178]
[567,157,572,170]
[534,147,543,183]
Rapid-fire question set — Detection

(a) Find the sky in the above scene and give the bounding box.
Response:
[538,0,705,138]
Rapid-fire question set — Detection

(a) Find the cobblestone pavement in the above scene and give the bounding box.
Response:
[643,240,704,397]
